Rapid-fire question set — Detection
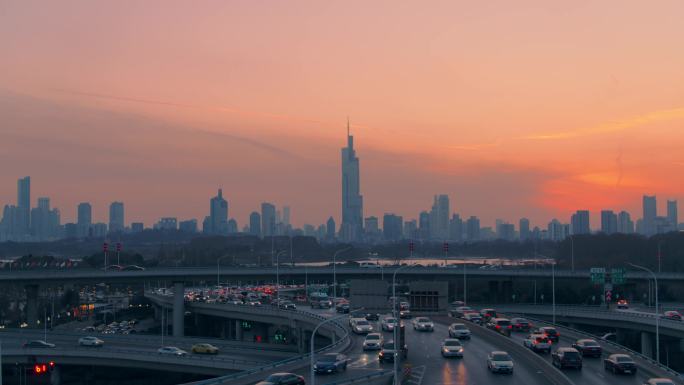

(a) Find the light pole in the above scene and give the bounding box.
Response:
[332,247,351,305]
[216,255,231,286]
[275,250,287,302]
[392,264,414,385]
[552,260,556,324]
[463,259,467,305]
[629,263,659,363]
[310,313,350,385]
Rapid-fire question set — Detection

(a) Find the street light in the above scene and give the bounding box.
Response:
[463,259,467,305]
[392,264,414,385]
[310,312,352,385]
[332,247,352,306]
[629,263,659,364]
[216,255,232,286]
[537,253,555,323]
[275,250,287,302]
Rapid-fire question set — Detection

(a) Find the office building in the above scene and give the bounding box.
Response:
[429,194,450,239]
[364,216,379,234]
[519,218,530,241]
[449,214,463,242]
[206,189,228,235]
[548,219,569,241]
[109,201,125,234]
[249,211,261,237]
[77,202,92,238]
[418,211,430,240]
[642,195,657,235]
[179,219,198,233]
[382,213,403,241]
[403,219,418,239]
[157,217,177,230]
[131,222,144,233]
[465,216,480,241]
[261,202,276,237]
[340,120,364,241]
[16,176,30,235]
[667,200,678,230]
[617,211,634,234]
[227,218,238,234]
[600,210,618,234]
[498,223,515,241]
[571,210,590,235]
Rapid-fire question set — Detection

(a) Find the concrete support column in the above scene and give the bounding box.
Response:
[235,319,243,341]
[641,331,654,358]
[25,284,39,328]
[297,327,305,353]
[172,281,185,337]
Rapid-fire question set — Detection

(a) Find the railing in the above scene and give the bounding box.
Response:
[322,370,392,385]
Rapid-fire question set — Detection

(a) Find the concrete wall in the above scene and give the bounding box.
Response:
[349,279,389,312]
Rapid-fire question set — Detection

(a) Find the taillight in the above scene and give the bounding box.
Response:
[495,325,501,330]
[508,325,512,329]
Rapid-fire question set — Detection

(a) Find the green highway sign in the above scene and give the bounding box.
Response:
[611,268,626,285]
[590,267,606,284]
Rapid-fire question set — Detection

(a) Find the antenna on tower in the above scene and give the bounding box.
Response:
[347,116,350,137]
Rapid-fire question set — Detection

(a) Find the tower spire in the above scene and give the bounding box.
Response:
[347,116,350,137]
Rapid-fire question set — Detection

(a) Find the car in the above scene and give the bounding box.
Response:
[378,341,407,363]
[412,317,434,331]
[448,323,471,339]
[510,317,531,332]
[381,317,399,332]
[616,299,629,309]
[643,379,675,385]
[351,319,373,334]
[192,343,219,354]
[82,326,96,332]
[399,309,412,319]
[487,318,512,336]
[464,312,483,324]
[78,336,104,347]
[571,339,602,357]
[604,353,637,375]
[552,347,582,370]
[523,334,552,353]
[23,340,56,348]
[480,308,497,321]
[121,265,145,271]
[662,311,682,321]
[255,372,306,385]
[314,353,348,374]
[336,303,350,313]
[279,301,297,310]
[365,313,380,321]
[487,351,514,374]
[449,306,473,318]
[537,326,560,342]
[157,346,188,356]
[441,338,464,358]
[363,333,383,351]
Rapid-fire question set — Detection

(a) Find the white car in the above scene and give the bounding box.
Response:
[157,346,188,356]
[78,336,104,347]
[363,333,383,350]
[441,338,464,358]
[487,351,514,374]
[464,312,483,324]
[412,317,434,332]
[448,323,471,339]
[381,317,399,332]
[352,319,373,334]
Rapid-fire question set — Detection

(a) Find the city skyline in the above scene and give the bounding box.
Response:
[2,1,684,230]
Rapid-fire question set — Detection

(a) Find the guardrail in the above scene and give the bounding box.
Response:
[498,311,684,381]
[322,370,392,385]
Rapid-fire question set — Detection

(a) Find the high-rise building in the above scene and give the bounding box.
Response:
[261,202,276,237]
[600,210,618,234]
[571,210,590,235]
[340,120,363,241]
[179,219,198,233]
[282,206,291,227]
[326,217,336,240]
[227,218,238,234]
[519,218,530,241]
[364,216,379,234]
[17,176,30,235]
[249,211,261,237]
[429,195,450,239]
[449,214,463,242]
[617,211,634,234]
[31,197,54,240]
[131,222,144,233]
[642,195,657,235]
[108,201,125,233]
[382,213,403,241]
[207,189,228,235]
[418,211,430,240]
[403,219,418,239]
[157,217,177,230]
[77,202,92,238]
[465,216,480,241]
[498,223,515,241]
[548,219,569,241]
[667,200,678,229]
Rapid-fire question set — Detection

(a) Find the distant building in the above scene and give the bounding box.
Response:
[382,213,403,241]
[261,202,276,237]
[326,217,336,240]
[17,176,31,236]
[418,211,430,240]
[179,219,198,233]
[449,214,463,242]
[77,202,92,238]
[403,219,418,239]
[571,210,590,235]
[91,223,107,237]
[340,120,364,241]
[642,195,657,236]
[157,217,177,230]
[429,195,449,240]
[667,200,678,230]
[227,218,238,234]
[548,219,569,241]
[249,211,261,237]
[131,222,144,233]
[498,223,515,241]
[600,210,617,234]
[108,201,125,234]
[617,211,634,234]
[31,197,60,241]
[206,189,228,235]
[364,216,379,234]
[465,216,480,241]
[519,218,530,241]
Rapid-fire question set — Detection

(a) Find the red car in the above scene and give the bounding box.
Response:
[662,311,682,321]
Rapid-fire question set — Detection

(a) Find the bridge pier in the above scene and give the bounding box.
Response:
[235,319,243,341]
[172,281,185,337]
[641,331,654,358]
[25,284,39,328]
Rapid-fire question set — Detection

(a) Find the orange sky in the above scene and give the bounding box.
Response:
[1,0,683,229]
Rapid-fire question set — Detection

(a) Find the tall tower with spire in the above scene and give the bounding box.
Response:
[341,118,363,241]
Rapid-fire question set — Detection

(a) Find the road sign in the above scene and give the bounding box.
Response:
[605,290,612,302]
[590,267,605,284]
[611,268,626,285]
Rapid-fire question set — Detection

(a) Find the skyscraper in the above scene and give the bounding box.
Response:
[449,214,463,242]
[429,194,450,239]
[207,189,228,235]
[364,216,379,235]
[77,202,92,238]
[418,211,430,240]
[261,202,276,237]
[600,210,617,234]
[519,218,530,241]
[667,200,678,229]
[249,211,261,237]
[571,210,590,235]
[382,213,403,241]
[617,211,634,234]
[326,216,336,240]
[109,201,125,233]
[466,216,480,241]
[340,119,363,241]
[17,176,30,235]
[642,195,657,235]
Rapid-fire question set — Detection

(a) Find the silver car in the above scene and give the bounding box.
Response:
[487,351,514,374]
[381,317,399,332]
[412,317,434,332]
[157,346,187,356]
[441,338,464,358]
[448,323,471,339]
[363,333,383,350]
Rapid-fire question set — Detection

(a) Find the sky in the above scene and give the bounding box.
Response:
[1,0,683,229]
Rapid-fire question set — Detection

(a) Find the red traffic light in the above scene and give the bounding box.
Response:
[34,364,47,374]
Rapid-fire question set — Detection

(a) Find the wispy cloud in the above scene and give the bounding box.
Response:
[524,107,684,140]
